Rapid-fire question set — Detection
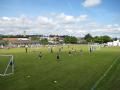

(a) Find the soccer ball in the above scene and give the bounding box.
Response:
[54,81,57,83]
[27,75,31,78]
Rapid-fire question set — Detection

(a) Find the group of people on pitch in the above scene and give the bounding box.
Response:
[25,45,94,61]
[37,48,84,61]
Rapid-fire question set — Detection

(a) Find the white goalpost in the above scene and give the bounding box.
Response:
[88,43,101,52]
[0,55,14,76]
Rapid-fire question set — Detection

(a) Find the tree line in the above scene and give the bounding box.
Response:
[63,34,113,44]
[0,33,114,45]
[84,33,113,43]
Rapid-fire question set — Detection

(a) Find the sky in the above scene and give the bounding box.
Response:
[0,0,120,37]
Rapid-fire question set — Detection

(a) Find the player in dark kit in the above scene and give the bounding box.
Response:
[59,48,61,52]
[38,52,42,59]
[56,53,60,60]
[51,47,53,53]
[68,51,72,55]
[90,47,92,53]
[10,61,13,66]
[25,45,28,53]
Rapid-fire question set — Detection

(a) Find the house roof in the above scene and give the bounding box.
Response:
[2,38,18,41]
[2,38,29,41]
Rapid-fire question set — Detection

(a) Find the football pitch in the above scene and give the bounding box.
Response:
[0,45,120,90]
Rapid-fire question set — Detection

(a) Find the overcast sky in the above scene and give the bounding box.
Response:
[0,0,120,37]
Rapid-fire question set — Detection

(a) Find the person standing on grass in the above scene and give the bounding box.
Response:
[10,61,13,66]
[61,46,63,49]
[48,46,51,52]
[51,47,53,53]
[25,45,28,53]
[90,47,92,53]
[68,51,72,56]
[38,52,42,59]
[68,45,69,48]
[80,49,83,56]
[71,48,75,53]
[56,53,60,60]
[59,48,61,52]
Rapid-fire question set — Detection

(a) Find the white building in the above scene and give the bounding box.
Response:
[17,38,29,41]
[107,40,120,46]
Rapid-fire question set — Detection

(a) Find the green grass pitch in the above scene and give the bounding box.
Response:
[0,45,120,90]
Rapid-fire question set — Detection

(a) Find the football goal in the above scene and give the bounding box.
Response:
[88,43,101,51]
[0,55,14,76]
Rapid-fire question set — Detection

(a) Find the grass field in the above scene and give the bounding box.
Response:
[0,45,120,90]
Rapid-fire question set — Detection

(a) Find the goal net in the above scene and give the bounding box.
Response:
[88,43,101,51]
[0,55,14,76]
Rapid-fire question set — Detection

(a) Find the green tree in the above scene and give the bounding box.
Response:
[64,36,71,43]
[40,38,48,45]
[70,36,77,44]
[64,36,77,44]
[31,36,40,41]
[94,36,103,43]
[93,36,112,43]
[84,33,93,42]
[102,35,112,43]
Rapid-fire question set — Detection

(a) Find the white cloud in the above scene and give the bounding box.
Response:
[78,14,88,21]
[65,29,73,33]
[37,16,52,24]
[82,0,102,8]
[55,13,75,24]
[2,17,11,20]
[114,24,119,27]
[0,16,32,26]
[0,13,120,37]
[89,24,120,37]
[106,24,112,28]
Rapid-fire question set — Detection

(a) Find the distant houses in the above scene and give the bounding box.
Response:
[107,40,120,46]
[2,38,30,44]
[0,35,119,48]
[0,38,30,48]
[0,35,64,48]
[40,36,64,44]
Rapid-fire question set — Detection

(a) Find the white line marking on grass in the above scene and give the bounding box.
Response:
[91,56,120,90]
